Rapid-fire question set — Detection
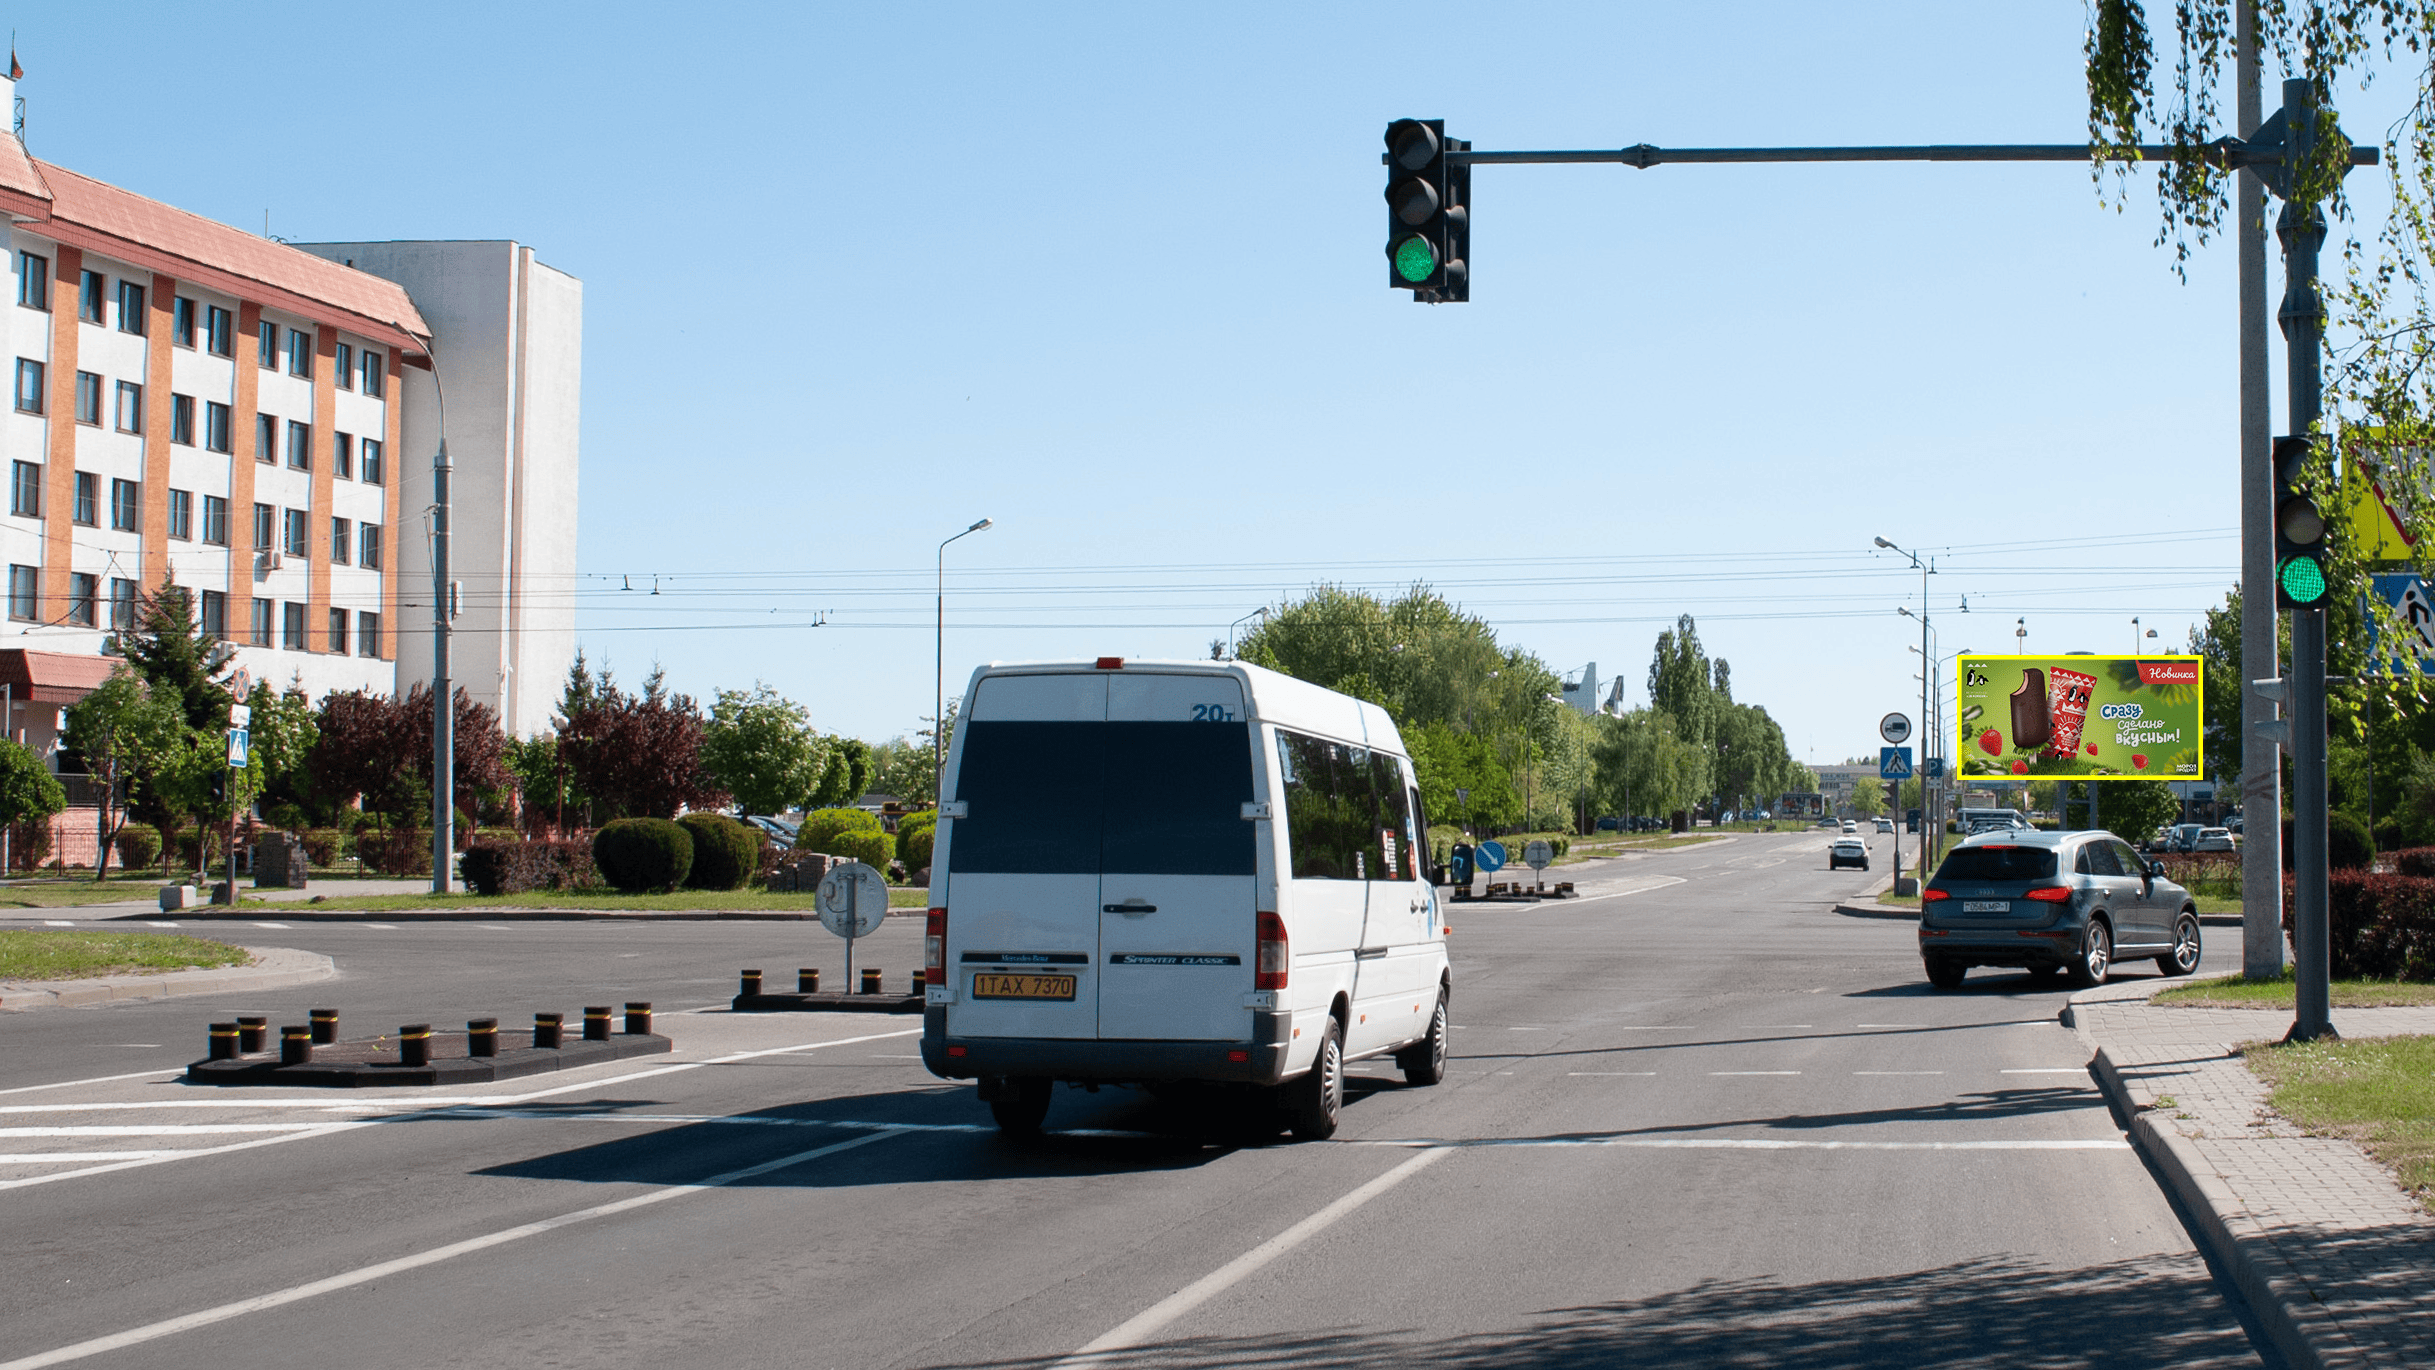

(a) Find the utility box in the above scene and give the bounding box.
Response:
[254,835,309,889]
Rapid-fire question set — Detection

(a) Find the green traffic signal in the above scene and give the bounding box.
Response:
[1392,234,1438,283]
[2278,555,2328,605]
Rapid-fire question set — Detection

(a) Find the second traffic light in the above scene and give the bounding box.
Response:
[2273,435,2331,609]
[1384,119,1467,302]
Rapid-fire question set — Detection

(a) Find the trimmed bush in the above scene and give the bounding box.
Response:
[2288,814,2376,872]
[462,839,600,895]
[2286,872,2435,981]
[114,824,161,871]
[357,828,434,876]
[2397,848,2435,879]
[8,816,51,872]
[797,806,881,853]
[896,815,936,874]
[824,827,893,872]
[300,828,344,867]
[593,818,693,892]
[678,813,762,891]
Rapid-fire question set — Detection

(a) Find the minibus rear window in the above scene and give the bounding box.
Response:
[1935,846,2059,882]
[947,721,1254,876]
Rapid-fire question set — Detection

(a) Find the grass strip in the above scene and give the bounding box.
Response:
[2245,1034,2435,1212]
[0,930,251,981]
[226,887,934,913]
[2155,967,2435,1008]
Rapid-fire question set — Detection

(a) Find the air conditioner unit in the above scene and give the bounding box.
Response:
[257,550,281,574]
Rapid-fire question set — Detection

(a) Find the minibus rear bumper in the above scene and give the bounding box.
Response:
[920,1007,1293,1086]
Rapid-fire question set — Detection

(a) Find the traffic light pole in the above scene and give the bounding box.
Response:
[2278,76,2334,1043]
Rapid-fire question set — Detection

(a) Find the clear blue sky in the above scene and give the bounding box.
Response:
[22,3,2398,770]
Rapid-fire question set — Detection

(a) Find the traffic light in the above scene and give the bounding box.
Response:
[1384,119,1466,302]
[2273,435,2331,609]
[208,769,228,805]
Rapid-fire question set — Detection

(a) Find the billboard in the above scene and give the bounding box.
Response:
[1955,655,2204,780]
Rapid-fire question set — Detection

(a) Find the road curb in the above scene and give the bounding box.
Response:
[154,908,926,923]
[1833,900,1918,921]
[0,945,336,1011]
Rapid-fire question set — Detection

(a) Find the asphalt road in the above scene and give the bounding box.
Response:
[1,829,2278,1369]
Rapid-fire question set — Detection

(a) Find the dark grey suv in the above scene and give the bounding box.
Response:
[1918,829,2201,990]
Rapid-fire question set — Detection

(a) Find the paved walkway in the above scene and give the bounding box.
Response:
[2072,979,2435,1369]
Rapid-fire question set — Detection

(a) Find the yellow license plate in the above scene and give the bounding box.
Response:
[973,973,1077,1001]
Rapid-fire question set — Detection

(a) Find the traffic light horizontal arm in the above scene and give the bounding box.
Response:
[1423,140,2378,169]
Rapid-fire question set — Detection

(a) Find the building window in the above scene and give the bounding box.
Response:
[329,515,351,565]
[109,478,138,532]
[73,471,96,526]
[361,350,384,397]
[79,270,102,323]
[286,420,310,470]
[116,280,145,335]
[202,494,228,546]
[359,522,382,571]
[251,503,273,551]
[206,305,233,357]
[167,488,192,540]
[6,565,34,621]
[172,297,196,348]
[327,607,348,655]
[17,253,46,311]
[114,381,141,433]
[13,358,41,414]
[334,342,352,390]
[255,413,275,463]
[357,610,381,658]
[67,572,94,627]
[249,597,271,646]
[74,372,100,425]
[108,578,135,631]
[9,461,37,518]
[199,589,227,639]
[204,400,231,453]
[333,432,352,479]
[258,319,277,368]
[281,600,305,650]
[170,393,194,446]
[360,438,383,486]
[286,329,310,378]
[282,508,308,559]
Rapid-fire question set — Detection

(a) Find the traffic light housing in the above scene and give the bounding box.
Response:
[1384,119,1467,302]
[2274,434,2331,609]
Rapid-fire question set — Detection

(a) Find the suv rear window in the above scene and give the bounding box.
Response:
[947,721,1255,876]
[1935,845,2059,882]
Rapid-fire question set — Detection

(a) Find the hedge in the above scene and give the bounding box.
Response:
[2397,848,2435,878]
[819,827,893,873]
[896,814,936,874]
[797,807,881,853]
[356,829,434,876]
[300,828,345,867]
[461,839,599,895]
[593,818,693,892]
[114,824,161,871]
[678,813,762,891]
[2285,872,2435,981]
[2286,815,2373,871]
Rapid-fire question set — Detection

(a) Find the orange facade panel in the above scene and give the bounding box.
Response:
[40,245,80,617]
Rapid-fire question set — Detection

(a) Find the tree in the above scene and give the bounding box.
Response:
[243,680,318,822]
[0,737,65,865]
[1647,616,1720,752]
[403,684,512,822]
[867,736,938,807]
[558,665,727,820]
[1408,721,1518,831]
[2089,779,2183,842]
[702,684,828,815]
[1849,778,1886,818]
[61,668,184,880]
[310,690,419,826]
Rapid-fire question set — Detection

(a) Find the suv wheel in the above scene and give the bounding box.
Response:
[2068,919,2113,988]
[1925,958,1966,990]
[2156,913,2202,977]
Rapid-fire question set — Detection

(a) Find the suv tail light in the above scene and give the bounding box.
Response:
[1920,888,1950,902]
[2024,886,2074,903]
[924,908,947,985]
[1255,911,1288,990]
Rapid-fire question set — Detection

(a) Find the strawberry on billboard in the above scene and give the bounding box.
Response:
[1955,655,2205,780]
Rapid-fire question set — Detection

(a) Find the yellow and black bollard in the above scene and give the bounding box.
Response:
[623,1002,652,1036]
[583,1006,611,1042]
[281,1024,312,1065]
[798,968,819,994]
[467,1017,498,1057]
[861,967,883,995]
[399,1025,431,1068]
[533,1012,563,1049]
[740,968,763,997]
[207,1022,239,1061]
[309,1008,339,1045]
[236,1016,267,1053]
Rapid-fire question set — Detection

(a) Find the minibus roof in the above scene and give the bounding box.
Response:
[968,658,1407,754]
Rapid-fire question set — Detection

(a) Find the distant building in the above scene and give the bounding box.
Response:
[1813,763,1884,813]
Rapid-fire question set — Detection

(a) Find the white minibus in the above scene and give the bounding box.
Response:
[919,657,1452,1139]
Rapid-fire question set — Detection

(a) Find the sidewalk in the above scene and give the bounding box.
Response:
[0,945,334,1011]
[2070,978,2435,1370]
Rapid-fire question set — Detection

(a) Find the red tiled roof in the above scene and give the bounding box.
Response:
[0,649,119,704]
[0,131,49,219]
[18,158,429,353]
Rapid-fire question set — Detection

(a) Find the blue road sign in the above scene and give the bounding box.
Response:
[2366,573,2435,675]
[1879,746,1913,780]
[226,728,250,767]
[1923,755,1945,779]
[1474,840,1508,873]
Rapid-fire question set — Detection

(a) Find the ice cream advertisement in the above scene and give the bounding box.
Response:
[1955,656,2204,779]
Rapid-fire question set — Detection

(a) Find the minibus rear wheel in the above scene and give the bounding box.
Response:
[990,1077,1053,1135]
[1286,1018,1344,1140]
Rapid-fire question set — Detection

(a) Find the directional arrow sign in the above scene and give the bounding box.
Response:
[1879,746,1913,780]
[2367,572,2435,675]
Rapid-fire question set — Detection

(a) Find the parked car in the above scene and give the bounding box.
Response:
[1828,837,1870,871]
[2193,828,2236,853]
[1595,816,1621,831]
[2168,823,2206,853]
[742,815,798,849]
[1919,829,2201,990]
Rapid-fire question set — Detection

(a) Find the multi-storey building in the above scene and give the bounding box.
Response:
[0,68,578,770]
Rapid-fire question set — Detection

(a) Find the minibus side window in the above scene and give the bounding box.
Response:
[1277,729,1382,881]
[1371,752,1416,881]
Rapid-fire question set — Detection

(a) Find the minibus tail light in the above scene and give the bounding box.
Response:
[1255,911,1288,990]
[2024,885,2074,903]
[925,908,947,985]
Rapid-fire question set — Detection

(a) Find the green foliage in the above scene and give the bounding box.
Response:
[113,825,160,870]
[824,827,894,873]
[2094,780,2183,847]
[701,684,829,816]
[0,739,64,830]
[896,810,938,873]
[677,812,762,891]
[460,839,599,896]
[1235,584,1557,742]
[62,667,188,879]
[1408,722,1517,830]
[591,817,695,892]
[867,736,940,807]
[2331,810,2375,871]
[796,806,882,853]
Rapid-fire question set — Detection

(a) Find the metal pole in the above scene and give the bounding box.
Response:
[2237,0,2285,982]
[431,438,453,894]
[935,518,992,797]
[1917,562,1929,886]
[2280,77,2334,1041]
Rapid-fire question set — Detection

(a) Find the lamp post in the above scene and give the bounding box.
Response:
[935,518,993,790]
[1877,537,1933,890]
[2015,618,2027,654]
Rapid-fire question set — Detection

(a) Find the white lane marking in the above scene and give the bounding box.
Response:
[0,1070,183,1098]
[476,924,514,931]
[1353,1136,2133,1152]
[1710,1071,1801,1076]
[43,920,74,927]
[145,922,178,928]
[1736,1025,1812,1030]
[0,1126,366,1193]
[2001,1069,2088,1075]
[0,1128,905,1370]
[1853,1071,1945,1076]
[1856,1024,1931,1029]
[0,1124,332,1138]
[0,1151,189,1162]
[251,922,289,929]
[1566,1072,1657,1077]
[363,923,399,930]
[1049,1147,1451,1368]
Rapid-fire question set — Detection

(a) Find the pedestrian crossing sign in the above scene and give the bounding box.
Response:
[1879,746,1912,780]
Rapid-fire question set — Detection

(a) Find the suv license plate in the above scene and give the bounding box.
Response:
[973,973,1077,1001]
[1962,900,2012,914]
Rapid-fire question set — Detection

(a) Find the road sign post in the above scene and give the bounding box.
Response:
[817,861,890,994]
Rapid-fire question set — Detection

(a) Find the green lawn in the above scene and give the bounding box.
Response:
[220,886,933,913]
[0,930,251,980]
[2245,1035,2435,1211]
[0,878,196,908]
[2154,968,2435,1009]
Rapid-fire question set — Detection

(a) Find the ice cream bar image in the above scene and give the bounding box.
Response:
[2010,669,2051,750]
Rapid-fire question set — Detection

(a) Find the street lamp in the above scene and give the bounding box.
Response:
[936,517,994,789]
[2015,618,2027,653]
[1877,537,1934,889]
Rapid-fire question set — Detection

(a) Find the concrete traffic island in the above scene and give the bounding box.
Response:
[731,967,923,1014]
[186,1003,670,1087]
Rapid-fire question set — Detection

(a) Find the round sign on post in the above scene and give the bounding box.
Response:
[1880,712,1912,745]
[1474,840,1507,873]
[1522,840,1554,870]
[816,862,889,939]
